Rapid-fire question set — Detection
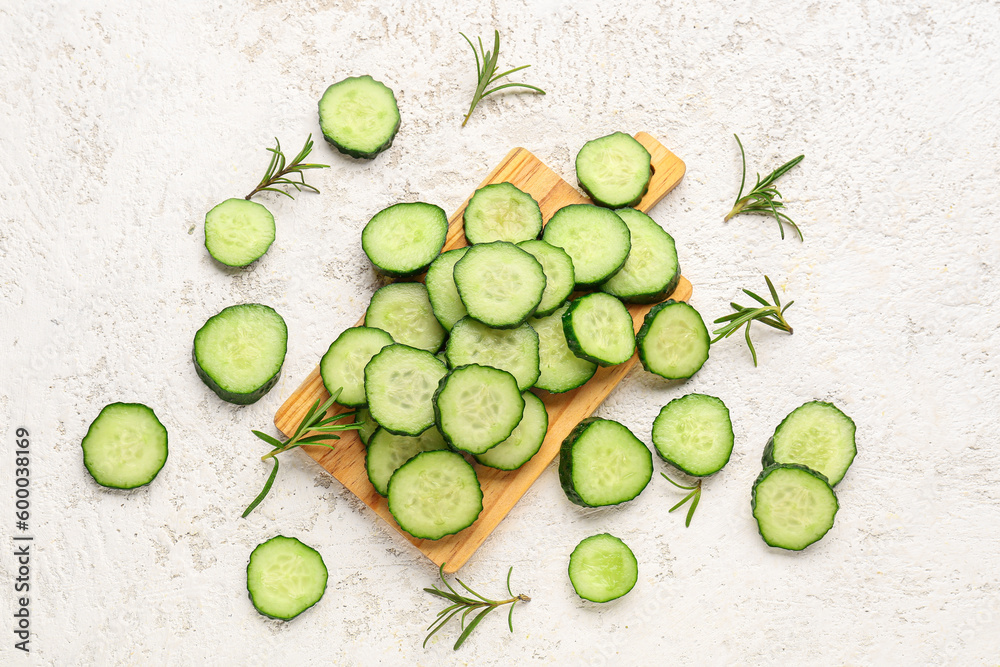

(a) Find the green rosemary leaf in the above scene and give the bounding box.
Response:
[460,30,545,127]
[724,134,804,240]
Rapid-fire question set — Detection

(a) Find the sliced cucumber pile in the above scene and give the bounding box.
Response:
[425,247,470,331]
[193,304,288,405]
[362,202,448,277]
[387,450,483,540]
[636,300,709,380]
[463,182,542,244]
[454,241,546,328]
[81,402,168,489]
[600,208,679,304]
[568,533,638,603]
[445,317,540,392]
[204,198,276,267]
[366,427,448,496]
[364,344,448,436]
[763,401,857,486]
[246,535,328,620]
[562,292,635,366]
[752,464,839,551]
[575,132,652,208]
[559,418,653,507]
[652,393,734,476]
[474,391,548,470]
[529,304,598,393]
[320,326,394,407]
[434,364,525,455]
[517,240,575,316]
[365,282,446,353]
[318,75,400,159]
[542,204,631,286]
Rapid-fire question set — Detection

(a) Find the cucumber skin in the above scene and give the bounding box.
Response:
[192,346,282,405]
[318,75,400,159]
[558,417,652,507]
[81,402,168,490]
[562,294,635,366]
[635,300,709,380]
[246,535,328,620]
[751,464,839,551]
[762,401,857,486]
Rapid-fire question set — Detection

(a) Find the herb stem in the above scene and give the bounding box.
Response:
[725,134,804,240]
[460,30,545,127]
[245,134,329,200]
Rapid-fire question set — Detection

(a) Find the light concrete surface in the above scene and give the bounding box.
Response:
[1,0,998,664]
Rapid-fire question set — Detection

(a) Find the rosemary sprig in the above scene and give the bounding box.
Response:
[724,134,804,240]
[423,564,530,651]
[245,134,329,200]
[241,388,361,518]
[459,30,545,127]
[711,275,794,367]
[662,473,702,528]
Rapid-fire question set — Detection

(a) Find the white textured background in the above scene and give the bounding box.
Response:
[2,0,999,664]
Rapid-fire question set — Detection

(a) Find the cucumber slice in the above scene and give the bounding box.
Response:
[246,535,328,620]
[387,450,483,540]
[434,364,525,455]
[636,300,709,380]
[517,240,575,316]
[204,198,276,267]
[763,401,857,486]
[320,327,394,407]
[575,132,652,208]
[752,464,839,551]
[652,393,734,476]
[453,241,546,329]
[463,182,543,244]
[362,202,448,277]
[318,75,400,159]
[365,282,446,353]
[445,317,540,392]
[529,304,597,393]
[559,418,653,507]
[357,407,379,445]
[474,391,548,470]
[81,402,168,489]
[600,208,680,303]
[193,304,287,405]
[364,344,448,436]
[425,247,470,331]
[366,427,448,496]
[562,293,636,366]
[568,533,638,603]
[542,204,630,287]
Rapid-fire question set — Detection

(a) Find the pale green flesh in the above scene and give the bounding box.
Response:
[82,404,167,489]
[194,305,287,394]
[204,199,275,267]
[475,392,548,470]
[600,208,678,299]
[576,132,651,208]
[639,304,708,378]
[518,240,575,316]
[754,467,838,550]
[463,183,542,244]
[357,407,378,444]
[365,283,446,352]
[425,247,469,330]
[247,536,327,620]
[445,318,539,391]
[530,305,597,393]
[565,293,635,366]
[436,365,524,455]
[366,427,448,496]
[652,394,733,476]
[772,403,856,485]
[542,205,630,285]
[320,327,394,406]
[571,420,652,506]
[454,243,546,327]
[387,450,483,540]
[362,203,446,275]
[568,534,638,603]
[318,76,399,155]
[365,346,447,435]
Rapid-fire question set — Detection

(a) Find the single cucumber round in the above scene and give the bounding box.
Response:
[366,426,448,496]
[425,247,470,331]
[474,391,548,470]
[204,198,276,267]
[434,364,525,455]
[529,304,597,393]
[636,300,709,380]
[365,282,446,353]
[320,327,394,407]
[559,418,653,507]
[364,344,448,436]
[246,535,328,620]
[652,393,734,476]
[463,182,543,244]
[318,75,400,159]
[542,204,631,287]
[387,450,483,540]
[568,533,638,603]
[81,402,168,489]
[752,464,839,551]
[445,317,540,392]
[193,304,287,405]
[517,240,576,316]
[575,132,652,208]
[600,208,680,303]
[562,292,636,366]
[763,401,857,486]
[453,241,546,329]
[362,202,448,277]
[356,407,379,445]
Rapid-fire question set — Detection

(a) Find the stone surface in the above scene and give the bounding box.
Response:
[1,0,998,664]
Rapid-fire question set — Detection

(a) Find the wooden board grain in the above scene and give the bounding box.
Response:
[275,132,688,573]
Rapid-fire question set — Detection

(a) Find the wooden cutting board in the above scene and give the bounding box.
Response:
[274,132,689,573]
